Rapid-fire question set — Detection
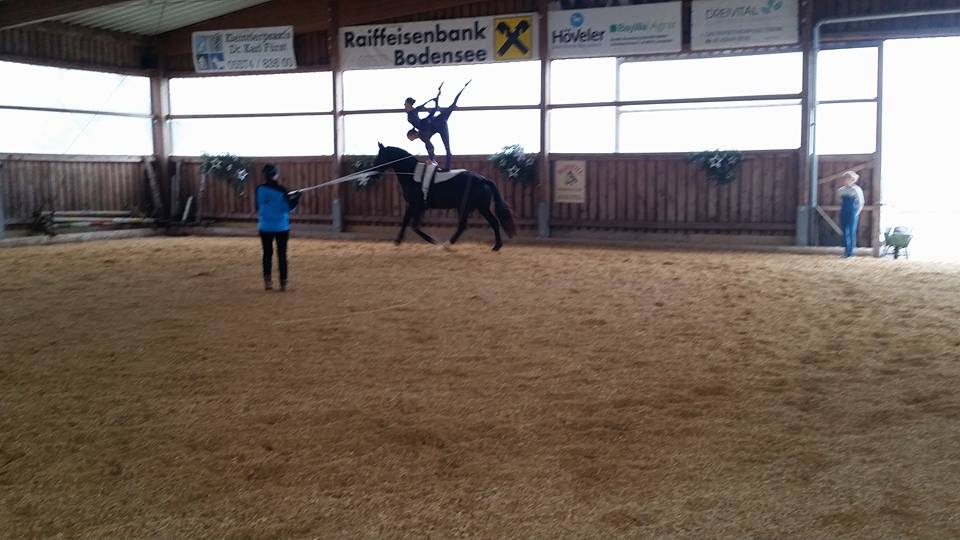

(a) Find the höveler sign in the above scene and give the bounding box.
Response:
[548,2,682,58]
[339,13,539,70]
[692,0,798,50]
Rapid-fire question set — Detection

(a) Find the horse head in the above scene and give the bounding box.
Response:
[373,143,415,168]
[372,142,417,183]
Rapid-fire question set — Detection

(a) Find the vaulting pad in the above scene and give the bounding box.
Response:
[414,162,466,185]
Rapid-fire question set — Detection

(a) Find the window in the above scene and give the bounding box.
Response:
[817,48,877,102]
[550,58,616,104]
[549,52,802,153]
[0,61,151,155]
[169,73,332,115]
[342,62,541,157]
[620,53,802,101]
[343,62,540,110]
[345,110,540,156]
[550,107,616,153]
[169,72,334,156]
[172,116,333,156]
[619,100,800,153]
[815,47,879,155]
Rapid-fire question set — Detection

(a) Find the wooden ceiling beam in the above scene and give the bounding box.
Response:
[0,0,134,31]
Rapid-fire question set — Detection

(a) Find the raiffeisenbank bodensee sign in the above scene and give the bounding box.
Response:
[339,13,539,70]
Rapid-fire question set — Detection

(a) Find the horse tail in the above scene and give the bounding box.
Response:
[485,178,517,238]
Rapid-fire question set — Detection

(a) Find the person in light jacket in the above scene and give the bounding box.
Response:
[838,170,865,258]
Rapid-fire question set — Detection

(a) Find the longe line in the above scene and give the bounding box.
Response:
[291,156,413,194]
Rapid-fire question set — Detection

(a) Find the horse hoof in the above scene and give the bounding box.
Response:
[440,242,453,251]
[492,244,502,252]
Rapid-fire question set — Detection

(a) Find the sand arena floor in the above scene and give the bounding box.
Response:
[1,237,960,539]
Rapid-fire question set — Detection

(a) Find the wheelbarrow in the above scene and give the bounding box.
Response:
[881,226,913,259]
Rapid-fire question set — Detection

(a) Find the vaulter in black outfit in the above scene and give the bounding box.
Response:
[403,80,470,171]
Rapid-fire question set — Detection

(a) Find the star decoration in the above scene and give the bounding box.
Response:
[708,155,724,169]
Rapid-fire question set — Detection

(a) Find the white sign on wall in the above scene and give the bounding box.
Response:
[554,160,587,204]
[692,0,799,50]
[548,2,682,59]
[192,26,297,73]
[339,13,539,70]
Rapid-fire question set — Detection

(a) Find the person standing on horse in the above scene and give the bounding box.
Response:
[256,164,301,291]
[404,80,470,171]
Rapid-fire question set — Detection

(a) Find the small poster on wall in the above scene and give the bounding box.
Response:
[555,160,587,204]
[192,26,297,73]
[691,0,799,50]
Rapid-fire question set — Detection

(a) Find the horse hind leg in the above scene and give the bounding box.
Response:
[449,209,470,245]
[478,206,503,251]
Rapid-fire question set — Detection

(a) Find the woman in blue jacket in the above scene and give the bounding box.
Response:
[256,164,301,291]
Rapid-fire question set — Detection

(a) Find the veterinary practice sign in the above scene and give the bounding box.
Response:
[339,13,539,70]
[549,2,682,58]
[192,26,297,73]
[692,0,799,50]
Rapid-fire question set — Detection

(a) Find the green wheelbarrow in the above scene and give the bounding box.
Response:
[881,226,913,259]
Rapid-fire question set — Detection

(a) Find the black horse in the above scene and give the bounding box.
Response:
[371,143,516,250]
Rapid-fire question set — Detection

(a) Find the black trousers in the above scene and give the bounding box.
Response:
[259,230,289,281]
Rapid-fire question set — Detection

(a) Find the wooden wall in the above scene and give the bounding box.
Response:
[0,22,148,72]
[817,0,960,38]
[175,157,337,223]
[373,0,537,23]
[1,156,147,223]
[168,152,796,238]
[550,152,798,235]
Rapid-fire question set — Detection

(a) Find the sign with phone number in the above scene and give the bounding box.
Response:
[192,26,297,73]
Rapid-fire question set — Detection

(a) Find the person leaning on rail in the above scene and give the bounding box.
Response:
[256,164,302,291]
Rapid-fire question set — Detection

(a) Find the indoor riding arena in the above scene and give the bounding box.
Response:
[2,1,960,539]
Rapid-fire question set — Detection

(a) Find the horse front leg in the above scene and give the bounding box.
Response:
[411,209,438,245]
[395,205,413,245]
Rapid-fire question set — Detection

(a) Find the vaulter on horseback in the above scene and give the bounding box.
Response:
[404,80,470,172]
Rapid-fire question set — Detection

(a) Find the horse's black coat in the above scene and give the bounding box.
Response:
[372,144,517,250]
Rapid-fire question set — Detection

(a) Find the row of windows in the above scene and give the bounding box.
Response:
[0,48,879,156]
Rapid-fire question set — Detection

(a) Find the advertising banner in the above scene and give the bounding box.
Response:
[692,0,799,50]
[340,13,539,70]
[193,26,297,73]
[549,2,682,58]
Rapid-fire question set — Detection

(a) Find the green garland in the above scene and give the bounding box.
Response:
[346,155,378,190]
[688,150,744,185]
[200,153,253,195]
[489,144,537,185]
